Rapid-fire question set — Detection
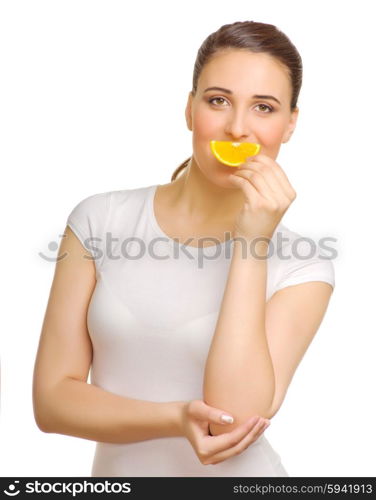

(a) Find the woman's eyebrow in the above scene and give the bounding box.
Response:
[203,86,281,105]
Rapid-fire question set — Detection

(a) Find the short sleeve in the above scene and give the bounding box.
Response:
[66,191,110,272]
[273,234,335,293]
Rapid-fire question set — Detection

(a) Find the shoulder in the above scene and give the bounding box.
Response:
[66,184,155,240]
[67,185,152,221]
[66,190,110,233]
[67,189,111,214]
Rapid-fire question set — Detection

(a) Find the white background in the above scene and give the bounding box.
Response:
[0,0,375,477]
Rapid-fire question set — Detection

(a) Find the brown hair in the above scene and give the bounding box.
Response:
[171,20,303,182]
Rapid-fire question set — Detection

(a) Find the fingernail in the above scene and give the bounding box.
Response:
[221,414,234,424]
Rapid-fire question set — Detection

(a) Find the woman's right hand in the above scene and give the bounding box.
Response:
[180,399,270,466]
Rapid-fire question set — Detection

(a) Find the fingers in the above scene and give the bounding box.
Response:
[189,400,234,426]
[204,417,271,465]
[186,401,272,467]
[245,154,297,200]
[228,172,264,205]
[232,168,278,204]
[243,158,284,197]
[204,416,262,456]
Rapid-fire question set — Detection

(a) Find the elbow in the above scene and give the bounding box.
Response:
[208,409,269,437]
[36,420,53,434]
[204,388,275,437]
[33,409,54,433]
[208,402,279,437]
[265,396,282,421]
[203,386,276,436]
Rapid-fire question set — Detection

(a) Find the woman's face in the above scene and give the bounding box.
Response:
[185,49,299,185]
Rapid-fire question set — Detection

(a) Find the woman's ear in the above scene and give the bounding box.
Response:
[185,91,193,131]
[282,107,299,143]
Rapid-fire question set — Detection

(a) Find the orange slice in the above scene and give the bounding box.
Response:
[210,140,260,167]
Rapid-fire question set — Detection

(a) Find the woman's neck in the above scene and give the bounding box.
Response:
[167,158,244,225]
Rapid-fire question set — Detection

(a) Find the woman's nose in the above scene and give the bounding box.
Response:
[224,111,252,140]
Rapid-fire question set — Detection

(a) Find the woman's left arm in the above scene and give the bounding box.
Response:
[203,154,334,435]
[203,237,274,435]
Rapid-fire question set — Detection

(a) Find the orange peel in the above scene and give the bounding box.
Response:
[210,140,260,167]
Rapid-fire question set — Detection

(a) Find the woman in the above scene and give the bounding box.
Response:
[32,20,335,477]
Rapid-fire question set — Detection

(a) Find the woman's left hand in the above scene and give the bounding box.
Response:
[228,153,297,243]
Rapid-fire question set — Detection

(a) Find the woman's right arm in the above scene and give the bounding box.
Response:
[32,225,185,444]
[36,376,185,444]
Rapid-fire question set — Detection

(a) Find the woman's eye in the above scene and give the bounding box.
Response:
[208,97,227,106]
[255,104,273,113]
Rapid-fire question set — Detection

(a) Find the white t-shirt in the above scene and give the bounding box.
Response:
[66,184,335,477]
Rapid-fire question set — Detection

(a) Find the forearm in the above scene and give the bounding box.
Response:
[34,377,185,444]
[203,239,275,435]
